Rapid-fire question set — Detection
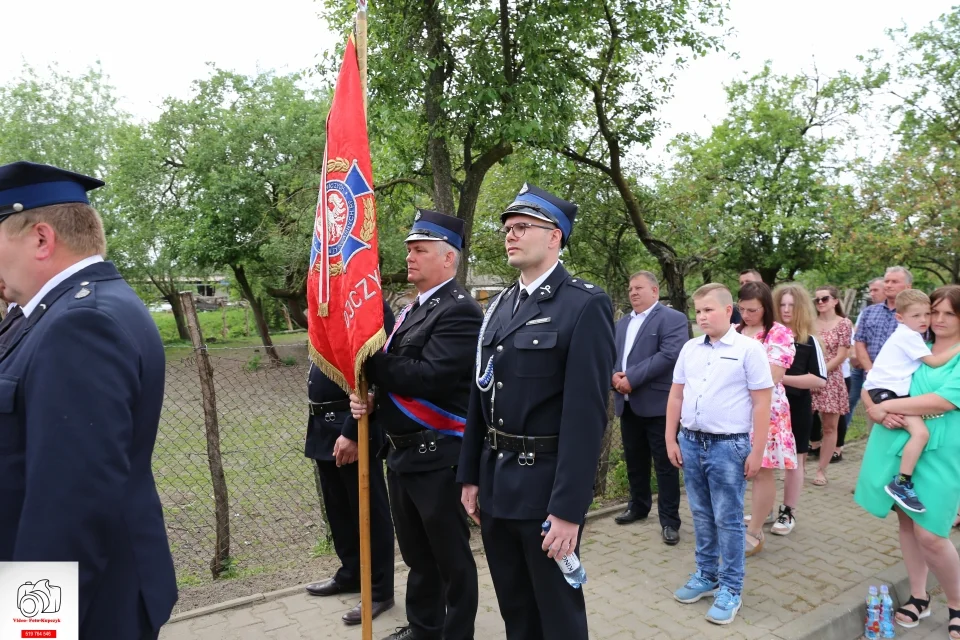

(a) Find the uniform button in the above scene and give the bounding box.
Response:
[496,345,503,352]
[496,382,503,389]
[498,419,503,426]
[533,339,539,345]
[498,453,504,459]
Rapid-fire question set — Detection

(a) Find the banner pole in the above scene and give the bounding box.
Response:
[356,4,373,639]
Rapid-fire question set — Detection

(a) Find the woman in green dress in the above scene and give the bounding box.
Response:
[854,285,960,639]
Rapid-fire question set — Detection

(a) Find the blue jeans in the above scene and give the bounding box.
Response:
[679,428,749,594]
[847,367,866,425]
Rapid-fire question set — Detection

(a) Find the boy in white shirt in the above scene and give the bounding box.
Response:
[666,283,773,625]
[864,289,960,513]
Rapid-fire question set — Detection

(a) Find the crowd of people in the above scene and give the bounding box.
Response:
[1,160,958,640]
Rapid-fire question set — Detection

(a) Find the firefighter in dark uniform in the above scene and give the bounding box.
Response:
[0,278,24,355]
[350,209,482,640]
[458,185,615,640]
[0,161,178,639]
[303,297,396,625]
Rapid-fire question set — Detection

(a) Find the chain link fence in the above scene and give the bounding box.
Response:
[156,342,325,586]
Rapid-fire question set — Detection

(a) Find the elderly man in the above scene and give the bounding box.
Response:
[350,209,481,640]
[611,271,689,546]
[0,161,177,639]
[458,184,615,640]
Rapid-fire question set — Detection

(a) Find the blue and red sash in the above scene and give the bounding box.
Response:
[386,393,466,438]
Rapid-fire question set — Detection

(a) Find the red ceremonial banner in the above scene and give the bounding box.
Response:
[307,34,385,395]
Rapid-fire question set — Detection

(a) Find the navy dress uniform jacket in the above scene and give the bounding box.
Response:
[457,264,616,524]
[0,261,177,637]
[365,279,482,473]
[613,303,689,418]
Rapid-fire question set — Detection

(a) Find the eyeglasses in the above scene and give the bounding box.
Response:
[497,222,557,238]
[737,306,763,314]
[815,296,833,304]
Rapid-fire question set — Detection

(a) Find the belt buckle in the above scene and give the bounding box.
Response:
[487,428,498,450]
[386,433,398,449]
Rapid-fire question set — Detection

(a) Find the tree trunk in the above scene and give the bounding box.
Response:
[594,390,616,499]
[230,264,280,363]
[423,0,456,216]
[287,297,308,329]
[162,291,191,341]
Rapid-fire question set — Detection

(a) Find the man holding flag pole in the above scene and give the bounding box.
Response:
[306,1,392,638]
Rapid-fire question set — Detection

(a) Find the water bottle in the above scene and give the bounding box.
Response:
[864,586,881,640]
[879,585,896,638]
[541,521,587,588]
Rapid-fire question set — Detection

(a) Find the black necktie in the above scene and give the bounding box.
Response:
[513,289,529,316]
[0,305,25,352]
[410,298,421,313]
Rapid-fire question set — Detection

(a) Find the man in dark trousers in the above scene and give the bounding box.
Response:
[303,297,396,625]
[0,161,177,639]
[612,271,688,545]
[350,209,481,640]
[458,184,615,640]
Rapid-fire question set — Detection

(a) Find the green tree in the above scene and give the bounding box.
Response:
[153,68,331,360]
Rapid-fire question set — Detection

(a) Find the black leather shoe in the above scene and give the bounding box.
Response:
[383,626,420,640]
[662,526,680,545]
[614,508,648,524]
[342,598,395,625]
[305,578,359,597]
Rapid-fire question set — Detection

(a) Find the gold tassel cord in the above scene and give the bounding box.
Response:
[353,327,387,397]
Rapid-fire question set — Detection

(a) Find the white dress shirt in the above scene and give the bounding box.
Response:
[672,325,774,434]
[514,261,559,312]
[622,302,658,372]
[22,255,104,318]
[416,277,455,308]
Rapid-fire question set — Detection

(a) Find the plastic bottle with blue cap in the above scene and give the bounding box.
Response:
[541,520,587,588]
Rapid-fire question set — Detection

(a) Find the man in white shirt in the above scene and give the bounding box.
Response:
[0,161,177,639]
[611,271,688,545]
[665,283,772,626]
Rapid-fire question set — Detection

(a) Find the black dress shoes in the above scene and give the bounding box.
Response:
[614,508,648,524]
[342,597,395,625]
[383,626,421,640]
[305,578,359,597]
[662,526,680,546]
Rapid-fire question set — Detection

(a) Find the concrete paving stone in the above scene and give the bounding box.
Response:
[159,440,960,640]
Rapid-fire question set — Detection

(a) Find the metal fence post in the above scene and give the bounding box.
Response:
[180,290,232,578]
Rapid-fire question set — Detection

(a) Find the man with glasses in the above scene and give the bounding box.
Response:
[458,184,615,640]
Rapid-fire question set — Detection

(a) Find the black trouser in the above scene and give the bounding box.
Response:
[387,466,478,640]
[315,457,395,601]
[619,406,681,529]
[481,515,588,640]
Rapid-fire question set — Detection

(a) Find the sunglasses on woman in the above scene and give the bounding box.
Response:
[815,296,833,304]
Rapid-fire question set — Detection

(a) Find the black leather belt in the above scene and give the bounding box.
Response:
[486,428,558,453]
[385,430,445,452]
[309,399,351,415]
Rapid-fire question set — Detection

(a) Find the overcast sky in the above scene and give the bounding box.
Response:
[3,0,954,164]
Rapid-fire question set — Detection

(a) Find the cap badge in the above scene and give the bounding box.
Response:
[519,183,529,195]
[415,210,422,221]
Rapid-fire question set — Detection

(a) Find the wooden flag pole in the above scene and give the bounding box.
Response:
[355,3,373,640]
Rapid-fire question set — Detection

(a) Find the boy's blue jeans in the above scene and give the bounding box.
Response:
[679,428,750,595]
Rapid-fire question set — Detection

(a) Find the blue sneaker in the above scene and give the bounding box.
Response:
[885,476,926,513]
[673,571,719,603]
[706,586,742,625]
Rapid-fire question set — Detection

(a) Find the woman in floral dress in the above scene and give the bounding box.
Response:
[812,285,853,487]
[736,281,796,556]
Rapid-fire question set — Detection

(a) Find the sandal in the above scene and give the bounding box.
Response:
[812,471,828,487]
[950,606,960,639]
[895,594,931,629]
[745,530,764,557]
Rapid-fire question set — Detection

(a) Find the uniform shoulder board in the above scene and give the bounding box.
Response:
[568,277,604,295]
[449,288,472,303]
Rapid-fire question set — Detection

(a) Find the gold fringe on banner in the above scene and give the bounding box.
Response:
[307,327,387,397]
[318,303,329,317]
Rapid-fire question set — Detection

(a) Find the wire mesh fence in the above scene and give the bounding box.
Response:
[156,342,325,586]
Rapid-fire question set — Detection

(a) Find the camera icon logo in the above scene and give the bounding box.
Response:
[17,579,61,618]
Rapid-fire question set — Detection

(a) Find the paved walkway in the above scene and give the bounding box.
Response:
[160,440,960,640]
